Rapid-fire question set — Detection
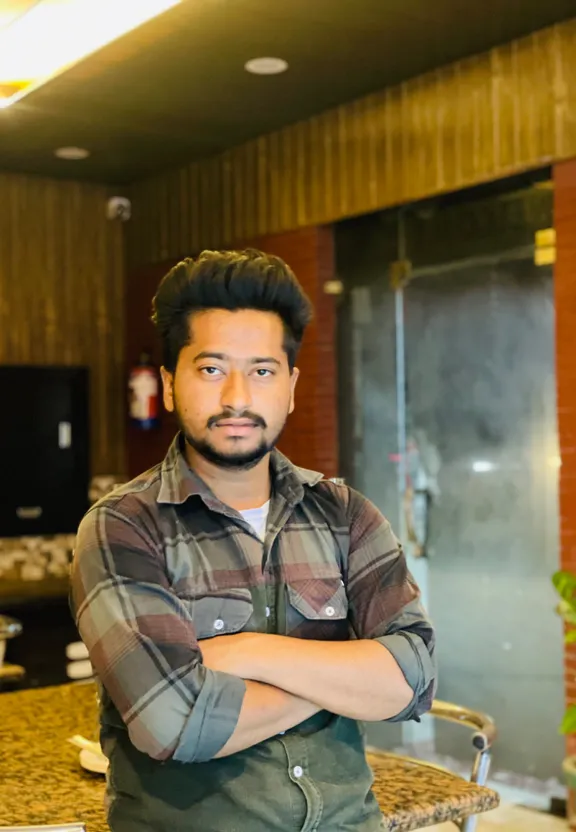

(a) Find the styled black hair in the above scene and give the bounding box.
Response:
[151,248,313,373]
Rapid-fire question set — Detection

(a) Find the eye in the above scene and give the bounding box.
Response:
[254,368,274,377]
[200,366,223,377]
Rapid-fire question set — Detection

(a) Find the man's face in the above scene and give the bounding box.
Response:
[161,309,299,470]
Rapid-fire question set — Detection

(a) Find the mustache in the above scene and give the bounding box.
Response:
[207,410,267,429]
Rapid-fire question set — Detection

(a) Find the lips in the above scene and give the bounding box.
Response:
[213,420,260,439]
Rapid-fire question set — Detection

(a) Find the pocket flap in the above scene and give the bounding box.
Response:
[287,578,348,621]
[189,587,253,638]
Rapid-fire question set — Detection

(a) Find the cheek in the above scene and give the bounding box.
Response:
[178,397,205,421]
[259,386,293,422]
[174,378,218,424]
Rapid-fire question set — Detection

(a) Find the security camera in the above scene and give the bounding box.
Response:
[106,196,131,222]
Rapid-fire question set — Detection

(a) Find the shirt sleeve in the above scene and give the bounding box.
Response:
[69,503,246,763]
[344,487,437,722]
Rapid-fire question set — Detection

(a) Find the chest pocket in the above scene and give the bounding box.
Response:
[285,577,349,641]
[184,588,254,640]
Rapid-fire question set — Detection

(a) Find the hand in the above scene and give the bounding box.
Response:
[200,631,263,678]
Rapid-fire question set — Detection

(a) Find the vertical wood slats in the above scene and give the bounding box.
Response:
[0,172,125,475]
[129,18,576,265]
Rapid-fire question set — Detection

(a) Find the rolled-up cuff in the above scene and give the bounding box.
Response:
[376,632,432,723]
[173,669,246,762]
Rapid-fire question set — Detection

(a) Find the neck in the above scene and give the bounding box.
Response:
[184,446,272,511]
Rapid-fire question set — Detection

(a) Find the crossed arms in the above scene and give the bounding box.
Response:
[71,492,436,764]
[203,633,418,758]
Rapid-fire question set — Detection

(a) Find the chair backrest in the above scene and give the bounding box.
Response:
[0,825,86,831]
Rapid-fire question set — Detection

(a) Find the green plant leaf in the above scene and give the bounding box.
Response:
[565,630,576,644]
[553,571,576,603]
[558,600,576,625]
[560,705,576,734]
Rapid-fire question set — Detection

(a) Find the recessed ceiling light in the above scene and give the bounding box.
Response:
[54,146,90,160]
[244,57,288,76]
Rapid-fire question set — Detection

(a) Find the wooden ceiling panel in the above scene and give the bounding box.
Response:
[0,0,574,183]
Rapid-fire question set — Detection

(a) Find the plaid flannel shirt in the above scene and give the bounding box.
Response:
[70,434,436,832]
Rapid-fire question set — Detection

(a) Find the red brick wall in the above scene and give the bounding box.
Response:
[243,226,338,478]
[125,226,338,479]
[555,159,576,759]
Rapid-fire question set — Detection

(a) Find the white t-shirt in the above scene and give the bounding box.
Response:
[239,501,270,541]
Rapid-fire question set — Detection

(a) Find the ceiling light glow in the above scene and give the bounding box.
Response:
[245,57,289,76]
[0,0,181,109]
[54,146,90,160]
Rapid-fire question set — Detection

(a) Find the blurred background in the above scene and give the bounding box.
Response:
[1,1,576,829]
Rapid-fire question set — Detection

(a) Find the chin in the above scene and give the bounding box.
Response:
[182,427,276,471]
[219,446,266,463]
[216,455,267,471]
[222,439,261,451]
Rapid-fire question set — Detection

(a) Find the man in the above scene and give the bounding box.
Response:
[71,249,436,832]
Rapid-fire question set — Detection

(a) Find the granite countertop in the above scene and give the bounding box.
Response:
[0,683,499,831]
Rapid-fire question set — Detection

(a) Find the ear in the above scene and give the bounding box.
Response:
[288,367,300,414]
[160,367,175,413]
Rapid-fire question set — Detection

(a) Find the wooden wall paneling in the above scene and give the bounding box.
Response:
[0,172,126,476]
[189,162,202,254]
[255,136,270,237]
[556,22,576,158]
[125,258,178,479]
[129,19,576,265]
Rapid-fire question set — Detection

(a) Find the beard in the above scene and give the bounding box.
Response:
[174,406,287,471]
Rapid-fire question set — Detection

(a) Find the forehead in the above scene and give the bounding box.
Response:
[187,309,285,356]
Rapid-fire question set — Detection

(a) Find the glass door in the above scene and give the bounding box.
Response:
[403,255,562,781]
[336,177,563,784]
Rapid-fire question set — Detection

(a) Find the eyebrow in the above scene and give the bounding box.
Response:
[193,352,227,363]
[193,351,281,366]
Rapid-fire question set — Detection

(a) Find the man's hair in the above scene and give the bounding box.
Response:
[151,248,313,373]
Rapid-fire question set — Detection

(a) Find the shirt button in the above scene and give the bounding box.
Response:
[214,619,225,631]
[293,765,303,778]
[265,606,271,618]
[324,606,335,617]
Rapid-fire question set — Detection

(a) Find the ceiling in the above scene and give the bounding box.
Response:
[0,0,574,185]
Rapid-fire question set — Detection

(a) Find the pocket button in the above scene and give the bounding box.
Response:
[324,606,335,617]
[214,618,225,631]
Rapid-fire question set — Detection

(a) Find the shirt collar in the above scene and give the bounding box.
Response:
[157,433,324,507]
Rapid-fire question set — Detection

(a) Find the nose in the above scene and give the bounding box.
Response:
[220,370,252,414]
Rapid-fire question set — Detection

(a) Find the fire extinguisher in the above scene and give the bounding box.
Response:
[128,351,159,430]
